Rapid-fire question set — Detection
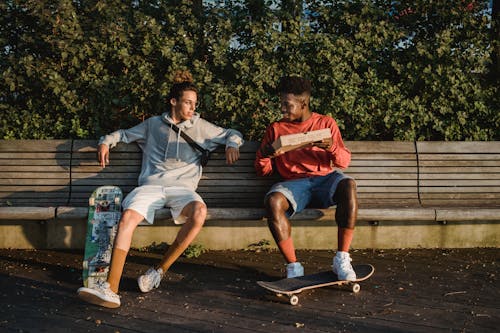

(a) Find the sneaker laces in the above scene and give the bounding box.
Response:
[143,268,163,288]
[94,281,120,298]
[337,256,353,271]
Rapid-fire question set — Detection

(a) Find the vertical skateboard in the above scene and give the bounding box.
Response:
[258,264,375,305]
[81,185,122,288]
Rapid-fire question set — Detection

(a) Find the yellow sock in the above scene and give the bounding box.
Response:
[107,248,128,293]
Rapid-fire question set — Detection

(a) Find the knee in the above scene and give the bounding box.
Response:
[189,201,207,227]
[265,192,288,214]
[118,209,143,232]
[337,179,358,204]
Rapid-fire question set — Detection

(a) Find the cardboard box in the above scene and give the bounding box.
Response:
[271,128,331,154]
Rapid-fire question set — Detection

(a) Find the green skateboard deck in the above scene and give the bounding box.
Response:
[81,186,122,288]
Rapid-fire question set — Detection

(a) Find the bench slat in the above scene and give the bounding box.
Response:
[417,141,500,153]
[0,140,71,152]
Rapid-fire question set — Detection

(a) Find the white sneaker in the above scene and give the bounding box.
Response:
[138,267,163,292]
[333,251,356,281]
[77,281,120,308]
[286,262,304,278]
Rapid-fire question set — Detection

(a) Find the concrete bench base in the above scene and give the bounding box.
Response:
[1,217,498,250]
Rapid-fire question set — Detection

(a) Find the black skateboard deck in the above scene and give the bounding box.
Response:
[258,264,374,305]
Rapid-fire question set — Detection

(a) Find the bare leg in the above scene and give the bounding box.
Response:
[107,209,146,293]
[332,179,358,251]
[158,201,207,272]
[265,192,296,263]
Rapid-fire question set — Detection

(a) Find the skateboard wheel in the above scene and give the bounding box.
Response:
[89,197,95,206]
[351,283,361,293]
[289,295,299,306]
[82,261,88,269]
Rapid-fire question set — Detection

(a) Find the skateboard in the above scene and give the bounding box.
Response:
[81,185,122,288]
[257,264,375,305]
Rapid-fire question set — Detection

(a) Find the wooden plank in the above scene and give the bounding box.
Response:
[0,191,68,199]
[421,174,500,180]
[422,199,500,207]
[0,152,71,159]
[421,192,500,199]
[354,180,417,186]
[0,179,70,185]
[358,208,436,221]
[418,154,500,161]
[419,160,500,167]
[0,185,70,193]
[71,159,142,170]
[0,198,68,206]
[420,180,500,186]
[0,172,70,179]
[71,152,143,160]
[0,166,70,172]
[349,160,417,167]
[0,160,69,166]
[345,173,417,180]
[70,165,141,173]
[0,207,56,220]
[351,153,416,160]
[347,141,416,153]
[70,172,139,179]
[357,186,417,193]
[0,140,71,152]
[417,141,500,154]
[436,208,500,221]
[420,187,500,193]
[345,166,417,173]
[419,166,500,173]
[70,179,138,186]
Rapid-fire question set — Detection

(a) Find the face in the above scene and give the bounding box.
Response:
[170,90,198,122]
[280,93,309,122]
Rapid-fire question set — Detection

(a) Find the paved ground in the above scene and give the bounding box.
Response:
[0,247,498,332]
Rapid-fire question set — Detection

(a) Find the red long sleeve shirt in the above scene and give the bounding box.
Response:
[254,112,351,180]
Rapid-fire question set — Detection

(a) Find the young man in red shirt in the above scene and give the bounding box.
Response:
[254,76,358,280]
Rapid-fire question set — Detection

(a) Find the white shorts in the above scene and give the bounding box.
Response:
[122,185,204,224]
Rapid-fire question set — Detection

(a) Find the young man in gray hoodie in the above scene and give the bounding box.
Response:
[77,71,244,308]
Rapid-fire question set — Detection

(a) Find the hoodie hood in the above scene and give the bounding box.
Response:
[161,111,200,130]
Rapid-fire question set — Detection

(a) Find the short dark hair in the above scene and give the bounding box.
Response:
[277,76,312,96]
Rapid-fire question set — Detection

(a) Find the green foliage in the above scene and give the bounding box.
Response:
[245,239,273,253]
[183,243,207,258]
[1,0,498,140]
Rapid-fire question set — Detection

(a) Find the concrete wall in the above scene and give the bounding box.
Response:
[1,218,498,250]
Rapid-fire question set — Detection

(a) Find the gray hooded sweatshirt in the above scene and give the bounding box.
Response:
[99,112,244,191]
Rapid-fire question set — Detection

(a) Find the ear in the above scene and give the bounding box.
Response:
[170,98,177,107]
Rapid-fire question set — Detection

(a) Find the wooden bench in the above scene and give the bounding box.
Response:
[1,139,499,222]
[0,139,499,250]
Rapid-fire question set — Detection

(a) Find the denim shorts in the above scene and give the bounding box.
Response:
[122,185,204,224]
[265,171,353,217]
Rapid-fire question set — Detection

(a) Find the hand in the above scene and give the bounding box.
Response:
[97,144,110,168]
[312,137,333,150]
[225,147,240,165]
[259,143,277,158]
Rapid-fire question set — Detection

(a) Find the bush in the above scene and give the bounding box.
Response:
[1,0,497,140]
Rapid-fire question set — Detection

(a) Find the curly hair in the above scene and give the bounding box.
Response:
[277,76,312,96]
[168,70,198,100]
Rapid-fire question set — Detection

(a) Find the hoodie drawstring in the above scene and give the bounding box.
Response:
[176,127,181,160]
